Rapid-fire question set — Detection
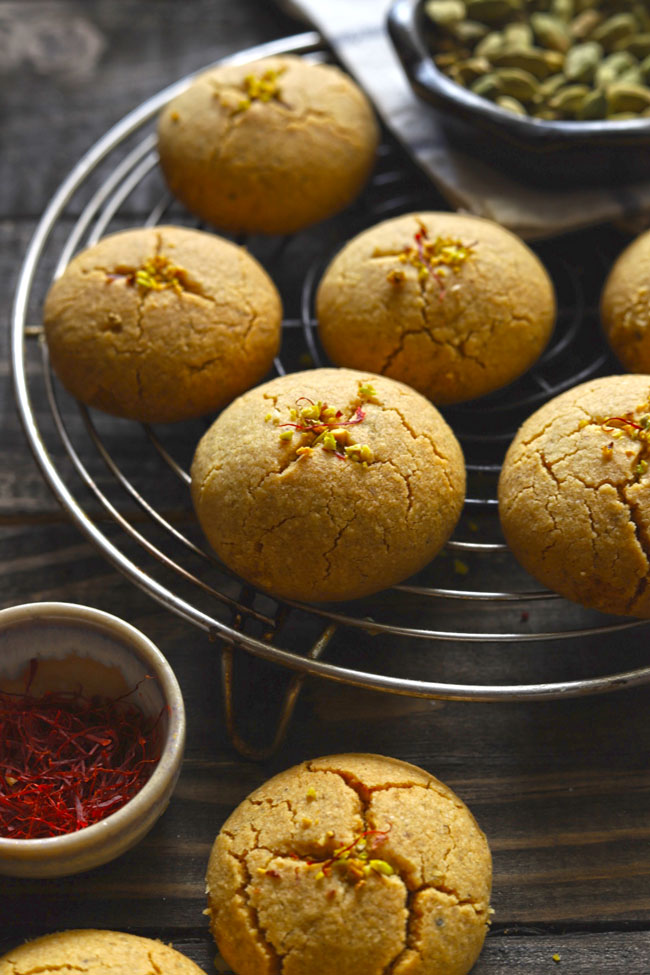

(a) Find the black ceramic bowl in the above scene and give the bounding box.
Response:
[387,0,650,186]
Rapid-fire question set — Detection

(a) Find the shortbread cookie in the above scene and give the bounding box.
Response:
[317,212,555,405]
[0,929,206,975]
[206,753,492,975]
[601,229,650,372]
[190,368,465,602]
[158,55,379,234]
[43,225,282,423]
[499,374,650,617]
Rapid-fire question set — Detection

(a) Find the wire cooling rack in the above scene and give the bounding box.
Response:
[12,32,650,753]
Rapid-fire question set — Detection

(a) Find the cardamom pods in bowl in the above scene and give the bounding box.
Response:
[387,0,650,185]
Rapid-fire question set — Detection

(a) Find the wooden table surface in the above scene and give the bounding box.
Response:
[1,2,649,972]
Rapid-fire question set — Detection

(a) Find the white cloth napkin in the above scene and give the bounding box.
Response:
[278,0,650,240]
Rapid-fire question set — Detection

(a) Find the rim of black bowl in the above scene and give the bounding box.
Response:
[387,0,650,152]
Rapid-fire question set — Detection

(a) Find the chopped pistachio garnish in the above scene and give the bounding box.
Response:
[601,408,650,479]
[237,66,286,112]
[358,382,377,399]
[387,221,474,294]
[345,443,374,466]
[272,382,377,464]
[454,558,469,575]
[308,827,392,886]
[118,255,189,295]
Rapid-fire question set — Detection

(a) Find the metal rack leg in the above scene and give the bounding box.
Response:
[220,623,337,760]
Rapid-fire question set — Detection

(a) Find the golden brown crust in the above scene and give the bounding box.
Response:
[157,55,379,234]
[498,374,650,617]
[601,231,650,372]
[0,929,206,974]
[43,225,282,422]
[317,212,556,405]
[206,753,492,975]
[190,368,465,602]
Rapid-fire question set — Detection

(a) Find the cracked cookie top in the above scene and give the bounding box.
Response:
[316,212,556,406]
[190,368,465,602]
[42,225,282,423]
[205,753,492,975]
[0,929,207,975]
[601,228,650,374]
[157,55,379,235]
[499,374,650,618]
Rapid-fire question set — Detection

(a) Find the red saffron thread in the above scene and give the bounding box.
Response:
[603,417,644,432]
[0,667,163,839]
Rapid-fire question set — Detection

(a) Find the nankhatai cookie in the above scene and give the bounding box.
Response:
[601,229,650,372]
[157,55,379,234]
[499,374,650,617]
[317,212,555,405]
[0,929,206,975]
[190,368,465,602]
[206,753,492,975]
[43,226,282,423]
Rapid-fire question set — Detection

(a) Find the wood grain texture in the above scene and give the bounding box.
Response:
[2,1,650,973]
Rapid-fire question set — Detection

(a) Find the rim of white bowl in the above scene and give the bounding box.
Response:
[0,601,186,859]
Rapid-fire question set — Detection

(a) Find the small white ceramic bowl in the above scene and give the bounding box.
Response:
[0,601,185,878]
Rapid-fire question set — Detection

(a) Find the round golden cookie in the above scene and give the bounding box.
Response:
[157,55,379,234]
[601,230,650,372]
[0,929,206,975]
[43,226,282,423]
[190,368,465,602]
[316,212,556,405]
[206,753,492,975]
[499,374,650,618]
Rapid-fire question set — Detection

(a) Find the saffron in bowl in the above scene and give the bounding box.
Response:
[0,602,185,877]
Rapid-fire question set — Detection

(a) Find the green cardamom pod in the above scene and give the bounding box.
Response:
[625,33,650,59]
[493,66,540,99]
[465,0,515,23]
[450,19,490,45]
[424,0,467,26]
[496,94,528,114]
[475,31,506,58]
[640,53,650,83]
[551,0,574,24]
[606,80,650,112]
[564,40,604,82]
[471,72,502,97]
[503,22,534,47]
[592,14,637,52]
[531,12,572,52]
[619,65,644,85]
[569,10,603,42]
[595,50,637,86]
[490,46,562,78]
[576,87,608,118]
[536,72,568,99]
[548,82,591,113]
[452,56,493,82]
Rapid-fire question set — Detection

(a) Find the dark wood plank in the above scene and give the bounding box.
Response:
[2,1,650,972]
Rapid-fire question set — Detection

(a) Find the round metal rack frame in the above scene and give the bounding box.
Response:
[12,32,650,756]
